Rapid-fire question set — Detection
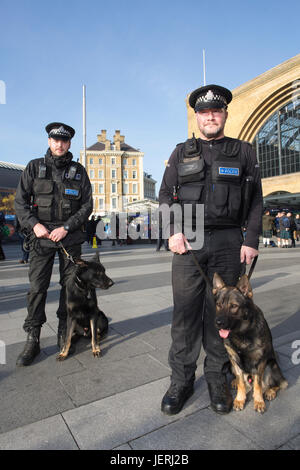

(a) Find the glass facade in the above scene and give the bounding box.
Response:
[254,100,300,178]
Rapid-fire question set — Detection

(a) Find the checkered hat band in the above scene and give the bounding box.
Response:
[196,91,227,107]
[49,126,71,138]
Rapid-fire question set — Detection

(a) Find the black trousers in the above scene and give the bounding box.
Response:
[169,228,243,386]
[23,244,81,332]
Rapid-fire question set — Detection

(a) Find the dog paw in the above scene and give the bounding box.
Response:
[254,400,266,413]
[92,349,101,358]
[56,354,67,361]
[265,388,277,401]
[233,399,245,411]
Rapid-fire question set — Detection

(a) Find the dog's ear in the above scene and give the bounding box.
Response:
[212,273,226,295]
[236,274,253,298]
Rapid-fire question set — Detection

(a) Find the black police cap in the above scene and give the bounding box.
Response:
[189,85,232,112]
[45,122,75,140]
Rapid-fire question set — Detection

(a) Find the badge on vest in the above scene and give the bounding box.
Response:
[65,188,79,196]
[218,167,239,176]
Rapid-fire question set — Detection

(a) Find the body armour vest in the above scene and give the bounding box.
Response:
[32,158,82,225]
[177,136,246,227]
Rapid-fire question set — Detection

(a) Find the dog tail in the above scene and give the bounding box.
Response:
[267,358,288,389]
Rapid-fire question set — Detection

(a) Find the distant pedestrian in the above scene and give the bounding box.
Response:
[274,211,282,247]
[287,212,296,248]
[16,217,29,264]
[262,210,275,247]
[295,214,300,241]
[86,215,96,244]
[0,211,6,261]
[279,212,290,248]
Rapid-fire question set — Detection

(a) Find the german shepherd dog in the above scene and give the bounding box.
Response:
[213,273,288,413]
[57,252,114,361]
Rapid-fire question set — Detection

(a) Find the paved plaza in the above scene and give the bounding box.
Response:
[0,240,299,450]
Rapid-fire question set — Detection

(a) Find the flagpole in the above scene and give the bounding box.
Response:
[82,85,87,168]
[203,49,206,86]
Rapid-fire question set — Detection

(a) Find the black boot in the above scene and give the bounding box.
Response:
[207,377,233,414]
[16,327,41,366]
[161,382,194,415]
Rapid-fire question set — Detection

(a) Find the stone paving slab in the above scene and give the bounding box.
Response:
[62,376,210,450]
[0,415,78,450]
[59,354,170,407]
[130,408,262,450]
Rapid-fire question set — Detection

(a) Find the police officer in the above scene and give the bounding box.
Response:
[15,122,93,366]
[159,85,263,415]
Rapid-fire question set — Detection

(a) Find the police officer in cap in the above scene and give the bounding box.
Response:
[159,85,263,414]
[15,122,93,366]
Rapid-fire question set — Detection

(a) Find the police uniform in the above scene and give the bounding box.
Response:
[15,123,93,365]
[159,85,263,414]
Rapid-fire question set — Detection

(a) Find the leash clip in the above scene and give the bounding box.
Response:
[57,241,75,264]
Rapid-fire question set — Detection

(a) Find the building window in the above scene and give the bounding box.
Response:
[89,170,94,179]
[123,170,128,179]
[111,157,116,165]
[132,159,136,166]
[123,158,127,165]
[112,198,117,209]
[99,198,104,210]
[99,158,103,165]
[123,183,128,194]
[132,170,137,179]
[91,183,95,193]
[111,183,117,193]
[99,184,104,194]
[89,157,93,164]
[253,100,300,178]
[132,183,137,194]
[99,170,104,179]
[111,169,116,179]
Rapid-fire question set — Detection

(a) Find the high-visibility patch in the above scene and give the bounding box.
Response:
[219,167,239,176]
[65,188,79,196]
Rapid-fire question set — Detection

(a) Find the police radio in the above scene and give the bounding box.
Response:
[172,185,179,203]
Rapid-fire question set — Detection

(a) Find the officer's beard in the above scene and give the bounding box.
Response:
[46,148,73,168]
[53,152,73,168]
[200,124,225,140]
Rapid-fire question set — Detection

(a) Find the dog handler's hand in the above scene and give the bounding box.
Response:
[168,233,192,254]
[33,223,50,239]
[240,245,259,265]
[49,227,68,243]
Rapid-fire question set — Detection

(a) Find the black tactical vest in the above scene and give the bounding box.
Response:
[32,158,82,224]
[177,136,245,226]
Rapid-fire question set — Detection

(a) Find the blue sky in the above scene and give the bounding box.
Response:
[0,0,299,191]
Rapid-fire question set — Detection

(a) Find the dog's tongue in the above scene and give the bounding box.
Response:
[219,329,230,339]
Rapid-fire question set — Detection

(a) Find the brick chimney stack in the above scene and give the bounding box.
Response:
[113,130,125,151]
[97,129,110,150]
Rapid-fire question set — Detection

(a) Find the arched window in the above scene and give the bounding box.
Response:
[253,100,300,178]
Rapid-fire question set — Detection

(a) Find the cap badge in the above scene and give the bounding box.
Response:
[205,90,215,101]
